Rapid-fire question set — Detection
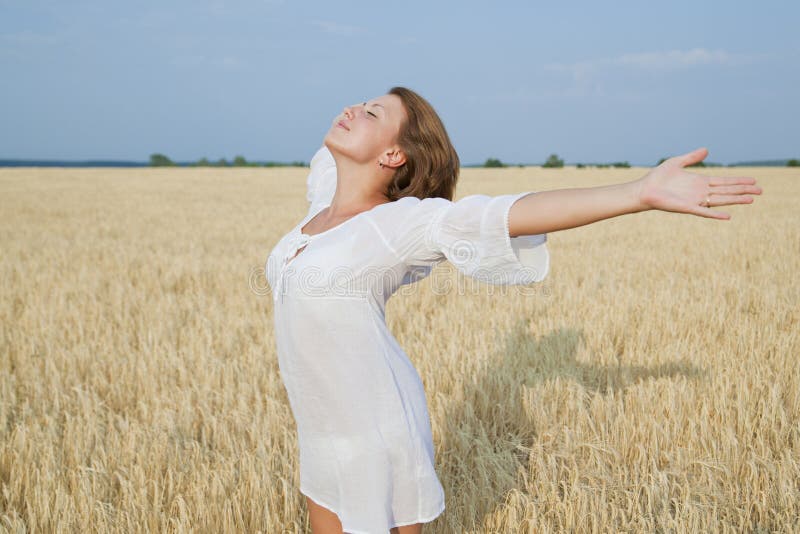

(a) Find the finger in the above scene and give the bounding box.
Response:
[678,147,708,167]
[708,176,758,186]
[709,184,763,195]
[689,205,731,220]
[709,194,755,206]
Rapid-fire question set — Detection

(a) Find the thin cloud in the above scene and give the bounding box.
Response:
[545,48,764,79]
[0,30,64,61]
[616,48,733,69]
[311,20,364,36]
[0,30,62,47]
[168,54,249,71]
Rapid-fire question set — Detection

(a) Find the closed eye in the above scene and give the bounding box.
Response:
[367,111,377,118]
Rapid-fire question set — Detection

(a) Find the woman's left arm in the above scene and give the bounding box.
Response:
[508,147,763,237]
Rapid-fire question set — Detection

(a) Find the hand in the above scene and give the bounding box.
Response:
[635,147,762,220]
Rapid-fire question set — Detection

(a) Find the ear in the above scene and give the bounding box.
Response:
[383,147,406,169]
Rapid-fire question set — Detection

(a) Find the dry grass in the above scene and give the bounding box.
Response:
[1,165,798,533]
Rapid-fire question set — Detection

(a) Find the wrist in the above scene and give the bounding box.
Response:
[628,177,650,213]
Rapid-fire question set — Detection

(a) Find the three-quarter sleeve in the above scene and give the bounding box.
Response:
[306,146,337,210]
[389,193,549,286]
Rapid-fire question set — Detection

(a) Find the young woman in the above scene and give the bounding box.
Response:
[265,87,761,534]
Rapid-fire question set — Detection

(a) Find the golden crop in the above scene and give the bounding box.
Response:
[1,166,797,532]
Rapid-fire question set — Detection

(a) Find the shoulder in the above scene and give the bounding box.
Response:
[363,197,449,264]
[378,195,451,212]
[366,196,453,249]
[368,196,452,225]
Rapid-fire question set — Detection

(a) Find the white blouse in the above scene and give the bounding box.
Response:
[265,146,549,533]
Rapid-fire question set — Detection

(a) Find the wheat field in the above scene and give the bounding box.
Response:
[1,164,797,533]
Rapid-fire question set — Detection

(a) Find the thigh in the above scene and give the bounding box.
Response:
[306,496,343,534]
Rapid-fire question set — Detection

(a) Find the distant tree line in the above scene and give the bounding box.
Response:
[481,154,630,168]
[149,153,306,167]
[151,152,800,169]
[576,161,630,169]
[483,152,800,168]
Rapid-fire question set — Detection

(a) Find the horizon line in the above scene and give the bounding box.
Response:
[0,157,796,169]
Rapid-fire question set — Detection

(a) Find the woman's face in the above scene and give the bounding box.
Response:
[324,93,406,166]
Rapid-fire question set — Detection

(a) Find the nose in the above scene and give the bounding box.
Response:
[343,106,354,120]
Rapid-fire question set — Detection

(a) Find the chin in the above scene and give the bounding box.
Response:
[322,135,340,155]
[322,135,372,165]
[323,135,355,162]
[323,126,344,146]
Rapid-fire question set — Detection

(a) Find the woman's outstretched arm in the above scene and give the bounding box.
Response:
[508,147,762,237]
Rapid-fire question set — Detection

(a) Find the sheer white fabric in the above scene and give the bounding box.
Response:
[265,146,549,533]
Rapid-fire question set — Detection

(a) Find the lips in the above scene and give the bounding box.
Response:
[337,120,350,131]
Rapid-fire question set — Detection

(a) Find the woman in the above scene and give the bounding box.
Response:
[265,87,761,533]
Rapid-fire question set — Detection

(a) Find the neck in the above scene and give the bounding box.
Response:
[328,154,391,216]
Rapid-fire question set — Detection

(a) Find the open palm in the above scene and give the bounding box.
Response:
[636,148,762,220]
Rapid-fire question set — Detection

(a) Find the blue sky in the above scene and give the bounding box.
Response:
[1,0,798,165]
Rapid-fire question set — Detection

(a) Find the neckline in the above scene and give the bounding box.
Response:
[298,201,391,238]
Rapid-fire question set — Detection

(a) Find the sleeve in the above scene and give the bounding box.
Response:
[305,146,337,211]
[392,192,549,286]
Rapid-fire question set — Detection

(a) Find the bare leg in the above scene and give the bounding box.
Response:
[307,496,343,534]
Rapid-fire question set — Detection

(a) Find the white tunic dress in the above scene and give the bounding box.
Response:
[265,147,549,533]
